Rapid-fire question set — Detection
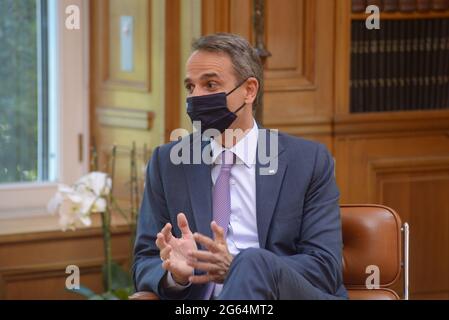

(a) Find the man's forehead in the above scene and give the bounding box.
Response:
[185,50,233,80]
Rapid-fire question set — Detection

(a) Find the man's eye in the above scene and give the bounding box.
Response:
[185,84,194,93]
[207,81,218,89]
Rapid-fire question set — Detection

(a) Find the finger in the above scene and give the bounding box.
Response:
[177,213,192,237]
[188,249,218,263]
[155,233,167,250]
[187,260,220,273]
[160,245,172,261]
[194,232,219,252]
[211,221,226,244]
[189,274,212,284]
[162,259,171,271]
[161,223,173,242]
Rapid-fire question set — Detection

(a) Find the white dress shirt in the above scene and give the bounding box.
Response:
[165,120,260,298]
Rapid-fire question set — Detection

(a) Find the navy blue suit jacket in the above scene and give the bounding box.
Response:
[132,129,347,299]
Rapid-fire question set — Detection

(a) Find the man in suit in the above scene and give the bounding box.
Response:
[132,33,347,300]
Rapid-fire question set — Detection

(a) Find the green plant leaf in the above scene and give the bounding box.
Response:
[101,291,120,300]
[112,287,134,300]
[102,261,132,291]
[68,285,96,299]
[88,294,106,300]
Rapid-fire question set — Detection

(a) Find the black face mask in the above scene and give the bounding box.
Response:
[186,79,247,135]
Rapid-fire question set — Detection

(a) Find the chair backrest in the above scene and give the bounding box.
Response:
[340,204,403,300]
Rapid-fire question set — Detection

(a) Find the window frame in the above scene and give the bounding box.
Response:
[0,0,89,220]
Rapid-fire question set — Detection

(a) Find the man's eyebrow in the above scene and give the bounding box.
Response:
[200,72,221,81]
[184,72,221,85]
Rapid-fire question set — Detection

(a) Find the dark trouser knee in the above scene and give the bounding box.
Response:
[222,248,279,298]
[230,247,278,271]
[220,248,340,300]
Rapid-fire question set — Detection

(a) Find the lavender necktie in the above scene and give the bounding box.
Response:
[203,150,234,299]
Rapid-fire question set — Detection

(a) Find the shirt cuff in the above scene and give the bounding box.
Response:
[163,271,192,292]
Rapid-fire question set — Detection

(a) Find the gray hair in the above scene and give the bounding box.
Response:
[191,33,263,110]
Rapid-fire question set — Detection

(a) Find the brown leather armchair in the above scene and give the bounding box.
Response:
[341,204,409,300]
[130,204,409,300]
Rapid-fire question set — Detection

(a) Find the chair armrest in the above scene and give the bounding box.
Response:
[129,291,160,300]
[347,288,400,300]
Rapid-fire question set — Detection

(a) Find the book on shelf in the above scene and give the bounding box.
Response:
[353,0,449,13]
[432,0,449,11]
[384,0,400,11]
[398,0,417,12]
[349,17,449,112]
[352,0,367,12]
[417,0,432,11]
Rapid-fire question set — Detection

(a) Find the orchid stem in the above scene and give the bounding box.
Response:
[101,209,113,292]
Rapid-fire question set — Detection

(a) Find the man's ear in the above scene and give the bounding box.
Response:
[244,77,259,104]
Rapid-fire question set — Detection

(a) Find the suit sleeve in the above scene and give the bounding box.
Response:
[280,143,344,295]
[132,146,191,299]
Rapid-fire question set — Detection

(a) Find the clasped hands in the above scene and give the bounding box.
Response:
[156,213,233,286]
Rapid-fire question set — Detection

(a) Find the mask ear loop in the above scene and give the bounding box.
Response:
[226,76,255,114]
[226,77,250,96]
[233,102,247,114]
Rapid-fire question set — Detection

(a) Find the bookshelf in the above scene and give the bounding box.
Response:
[352,0,449,13]
[349,0,449,114]
[334,0,449,300]
[351,11,449,19]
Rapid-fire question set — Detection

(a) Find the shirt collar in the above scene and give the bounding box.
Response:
[210,119,258,168]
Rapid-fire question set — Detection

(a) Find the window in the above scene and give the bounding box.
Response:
[0,0,54,184]
[0,0,89,220]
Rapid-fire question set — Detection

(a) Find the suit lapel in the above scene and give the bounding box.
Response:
[183,137,213,239]
[256,129,287,248]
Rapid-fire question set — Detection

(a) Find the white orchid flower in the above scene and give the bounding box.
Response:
[47,191,64,215]
[47,184,75,215]
[47,172,111,231]
[76,172,112,197]
[57,193,83,231]
[92,197,107,213]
